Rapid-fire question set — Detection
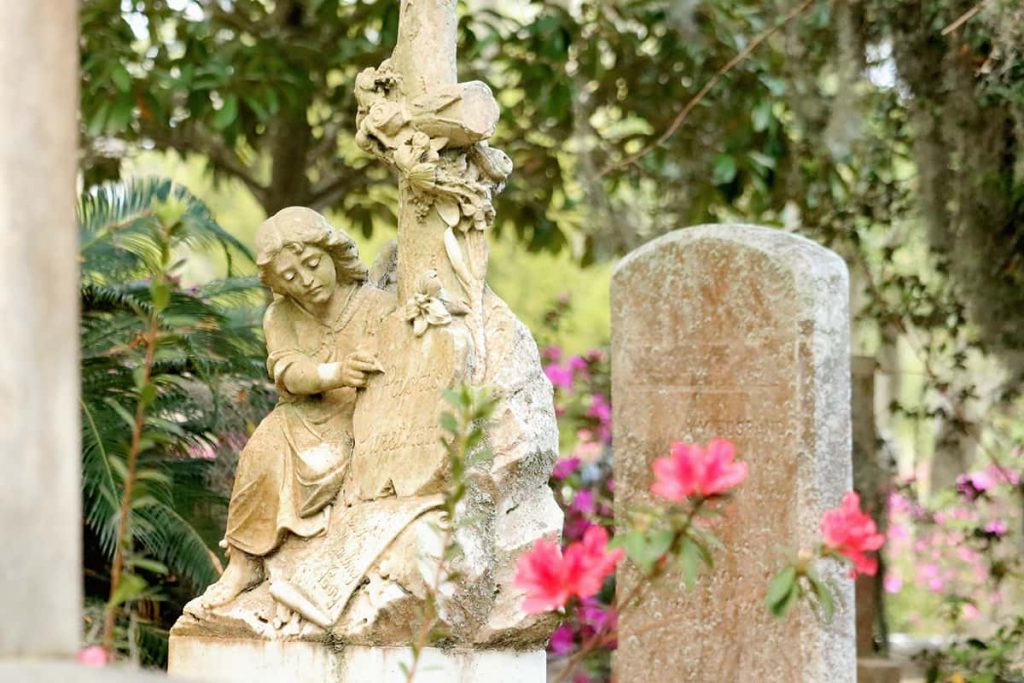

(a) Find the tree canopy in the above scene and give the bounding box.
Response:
[81,1,1024,410]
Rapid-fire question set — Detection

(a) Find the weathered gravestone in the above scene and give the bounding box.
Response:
[612,225,856,682]
[168,1,561,681]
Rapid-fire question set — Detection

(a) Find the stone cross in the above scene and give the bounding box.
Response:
[348,0,509,498]
[356,0,503,311]
[612,225,856,682]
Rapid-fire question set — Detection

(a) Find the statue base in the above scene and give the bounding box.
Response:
[168,636,546,682]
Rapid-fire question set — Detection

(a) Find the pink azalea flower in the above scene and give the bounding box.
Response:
[887,522,908,542]
[548,624,575,655]
[587,395,612,443]
[957,546,979,563]
[985,520,1008,537]
[962,603,980,620]
[563,526,625,598]
[579,597,616,633]
[514,528,624,615]
[649,438,748,501]
[570,489,596,516]
[572,430,604,463]
[545,363,573,390]
[956,471,995,501]
[562,516,594,543]
[820,492,885,577]
[552,457,581,480]
[883,574,903,594]
[567,355,589,376]
[514,537,573,614]
[76,646,108,667]
[542,346,563,362]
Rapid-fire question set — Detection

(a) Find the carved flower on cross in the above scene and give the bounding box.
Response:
[404,269,453,337]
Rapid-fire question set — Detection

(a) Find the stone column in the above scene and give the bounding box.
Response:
[612,225,856,682]
[0,0,81,659]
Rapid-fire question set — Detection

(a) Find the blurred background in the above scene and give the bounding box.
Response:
[77,0,1024,680]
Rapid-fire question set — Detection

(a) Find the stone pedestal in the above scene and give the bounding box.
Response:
[169,638,544,683]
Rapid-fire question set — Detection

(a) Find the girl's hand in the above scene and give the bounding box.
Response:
[338,351,383,388]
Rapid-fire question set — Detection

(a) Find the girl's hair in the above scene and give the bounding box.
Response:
[254,207,369,288]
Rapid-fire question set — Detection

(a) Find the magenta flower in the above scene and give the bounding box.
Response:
[76,646,108,667]
[543,345,563,362]
[552,457,581,480]
[545,363,574,390]
[513,537,572,614]
[650,438,748,501]
[821,492,885,577]
[984,520,1008,537]
[548,624,575,655]
[587,395,612,443]
[570,489,596,516]
[514,527,624,614]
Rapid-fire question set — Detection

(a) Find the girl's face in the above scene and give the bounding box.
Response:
[268,244,337,307]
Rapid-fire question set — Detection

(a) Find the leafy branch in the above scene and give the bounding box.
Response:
[403,385,498,682]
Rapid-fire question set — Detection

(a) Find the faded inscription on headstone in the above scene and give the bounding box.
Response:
[612,224,855,682]
[349,314,470,500]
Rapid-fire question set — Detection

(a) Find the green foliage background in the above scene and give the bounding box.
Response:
[77,0,1024,675]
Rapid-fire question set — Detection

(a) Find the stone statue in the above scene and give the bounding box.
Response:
[170,2,562,677]
[186,207,391,615]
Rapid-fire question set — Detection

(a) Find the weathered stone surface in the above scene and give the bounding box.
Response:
[0,0,80,659]
[350,315,471,499]
[612,225,855,682]
[169,639,545,683]
[0,663,169,682]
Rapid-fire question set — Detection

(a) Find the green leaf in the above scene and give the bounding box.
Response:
[128,557,169,575]
[151,280,171,313]
[808,572,835,622]
[111,65,132,93]
[766,566,797,616]
[712,154,737,185]
[212,94,238,130]
[679,538,700,589]
[110,572,148,607]
[86,100,110,138]
[439,411,458,435]
[609,530,646,561]
[139,382,157,409]
[751,99,772,132]
[106,397,137,430]
[612,529,672,574]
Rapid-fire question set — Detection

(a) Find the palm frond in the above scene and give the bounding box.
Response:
[79,177,252,282]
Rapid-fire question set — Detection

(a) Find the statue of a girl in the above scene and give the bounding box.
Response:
[190,207,393,611]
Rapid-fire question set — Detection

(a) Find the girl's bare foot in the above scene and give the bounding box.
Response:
[184,546,262,616]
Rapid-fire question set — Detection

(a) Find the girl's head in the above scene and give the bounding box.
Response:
[255,207,368,304]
